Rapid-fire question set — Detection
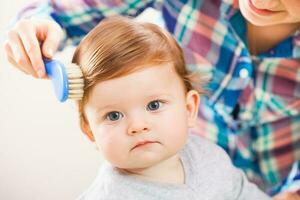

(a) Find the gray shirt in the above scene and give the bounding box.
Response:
[78,134,271,200]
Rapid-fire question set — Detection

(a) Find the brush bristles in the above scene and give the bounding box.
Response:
[66,63,84,100]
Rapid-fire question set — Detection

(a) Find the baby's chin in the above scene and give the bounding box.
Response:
[114,158,166,171]
[114,153,180,173]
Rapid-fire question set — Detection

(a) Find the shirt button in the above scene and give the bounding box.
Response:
[239,68,249,78]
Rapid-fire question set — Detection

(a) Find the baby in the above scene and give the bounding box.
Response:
[72,16,270,200]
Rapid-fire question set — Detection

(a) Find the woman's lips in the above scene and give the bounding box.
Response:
[248,0,278,15]
[131,140,159,150]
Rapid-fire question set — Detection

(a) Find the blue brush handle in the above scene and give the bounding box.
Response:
[44,60,69,102]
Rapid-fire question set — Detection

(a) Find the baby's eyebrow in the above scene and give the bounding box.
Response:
[95,103,120,113]
[145,93,172,99]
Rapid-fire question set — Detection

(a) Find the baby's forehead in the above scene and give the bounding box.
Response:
[90,62,179,87]
[84,64,185,106]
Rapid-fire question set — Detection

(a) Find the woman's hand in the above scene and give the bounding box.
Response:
[3,18,64,78]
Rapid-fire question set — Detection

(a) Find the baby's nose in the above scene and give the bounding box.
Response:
[127,119,150,135]
[129,127,149,135]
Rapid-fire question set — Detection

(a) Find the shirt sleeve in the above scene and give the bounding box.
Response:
[15,0,158,48]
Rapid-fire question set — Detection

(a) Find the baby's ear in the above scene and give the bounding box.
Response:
[186,90,200,128]
[80,119,95,142]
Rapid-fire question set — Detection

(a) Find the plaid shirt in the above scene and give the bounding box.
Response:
[19,0,300,193]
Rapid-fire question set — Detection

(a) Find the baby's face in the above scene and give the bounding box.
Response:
[84,64,199,170]
[239,0,300,26]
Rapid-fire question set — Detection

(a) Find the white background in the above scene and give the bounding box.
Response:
[0,1,103,199]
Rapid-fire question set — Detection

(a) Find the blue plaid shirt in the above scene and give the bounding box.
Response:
[18,0,300,194]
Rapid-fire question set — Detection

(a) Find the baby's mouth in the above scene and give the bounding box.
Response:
[131,140,160,150]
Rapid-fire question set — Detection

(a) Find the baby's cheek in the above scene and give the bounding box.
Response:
[101,137,130,167]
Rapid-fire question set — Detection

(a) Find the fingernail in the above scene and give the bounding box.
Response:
[37,69,44,78]
[47,49,53,57]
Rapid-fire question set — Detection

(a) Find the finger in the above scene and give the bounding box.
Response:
[6,34,38,77]
[18,24,45,78]
[5,42,38,77]
[4,44,30,76]
[6,54,31,75]
[41,22,63,59]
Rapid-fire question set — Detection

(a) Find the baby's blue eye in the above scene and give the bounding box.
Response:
[106,111,122,121]
[147,100,161,111]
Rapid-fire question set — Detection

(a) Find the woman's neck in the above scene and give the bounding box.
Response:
[247,21,300,55]
[122,154,185,184]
